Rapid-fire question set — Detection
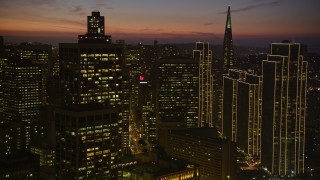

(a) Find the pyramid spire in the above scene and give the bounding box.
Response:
[222,6,234,74]
[226,6,232,29]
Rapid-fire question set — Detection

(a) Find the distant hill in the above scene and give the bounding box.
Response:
[169,43,268,59]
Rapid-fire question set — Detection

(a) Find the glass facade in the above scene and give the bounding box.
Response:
[55,107,120,179]
[156,58,199,128]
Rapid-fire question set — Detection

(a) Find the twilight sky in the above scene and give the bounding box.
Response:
[1,0,319,47]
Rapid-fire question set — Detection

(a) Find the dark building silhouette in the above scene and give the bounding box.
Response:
[119,150,200,179]
[223,6,234,74]
[78,11,111,43]
[215,6,235,131]
[139,73,157,144]
[165,127,236,180]
[0,152,39,179]
[0,121,28,156]
[0,36,3,47]
[18,43,52,104]
[0,42,51,122]
[30,105,56,179]
[261,42,307,176]
[0,37,5,119]
[55,104,120,179]
[155,57,199,151]
[307,88,320,140]
[2,59,43,150]
[156,57,199,128]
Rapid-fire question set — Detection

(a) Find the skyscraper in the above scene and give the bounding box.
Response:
[222,70,246,141]
[156,57,199,128]
[261,42,307,176]
[193,42,213,127]
[0,42,51,121]
[59,11,128,150]
[55,105,120,179]
[223,6,234,74]
[140,75,157,144]
[222,70,262,159]
[237,74,262,159]
[2,59,43,149]
[19,43,52,104]
[215,6,235,131]
[0,37,6,119]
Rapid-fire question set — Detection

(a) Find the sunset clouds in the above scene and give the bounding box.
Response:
[0,0,319,44]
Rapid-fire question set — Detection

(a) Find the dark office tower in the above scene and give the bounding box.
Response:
[0,36,3,49]
[223,6,234,74]
[307,88,320,140]
[0,37,5,120]
[59,11,127,150]
[30,106,55,179]
[156,57,199,128]
[19,43,52,104]
[78,11,111,43]
[261,43,307,176]
[55,104,120,179]
[193,42,213,127]
[0,152,40,179]
[223,70,262,159]
[0,122,28,156]
[166,128,237,180]
[2,59,42,149]
[19,43,52,74]
[137,73,157,145]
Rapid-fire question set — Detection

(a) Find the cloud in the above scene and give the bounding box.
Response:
[91,0,114,11]
[191,32,215,36]
[94,3,113,10]
[71,5,86,16]
[217,0,286,14]
[140,27,164,32]
[204,22,215,26]
[1,0,57,7]
[29,0,57,6]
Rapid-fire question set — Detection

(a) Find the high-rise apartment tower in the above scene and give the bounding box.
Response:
[261,42,307,176]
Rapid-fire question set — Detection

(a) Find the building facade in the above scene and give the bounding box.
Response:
[166,128,236,180]
[55,105,120,179]
[261,43,307,176]
[193,42,213,127]
[59,11,128,151]
[156,57,199,128]
[2,60,43,149]
[222,70,262,159]
[222,70,246,142]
